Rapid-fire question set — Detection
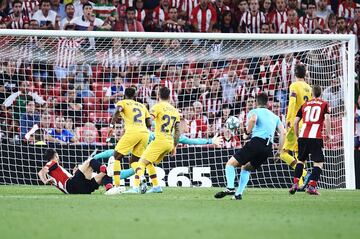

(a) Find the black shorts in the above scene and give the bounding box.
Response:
[233,137,273,169]
[298,138,325,163]
[66,170,99,194]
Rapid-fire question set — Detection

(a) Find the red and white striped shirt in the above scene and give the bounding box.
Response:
[137,85,152,103]
[8,13,30,29]
[177,0,199,19]
[268,9,287,33]
[236,84,261,104]
[136,8,146,22]
[239,11,266,33]
[279,20,306,34]
[153,6,169,25]
[22,0,39,18]
[161,79,178,105]
[191,3,217,32]
[299,15,325,33]
[199,93,222,116]
[55,38,82,69]
[45,160,72,194]
[258,60,280,96]
[338,1,356,20]
[298,98,330,139]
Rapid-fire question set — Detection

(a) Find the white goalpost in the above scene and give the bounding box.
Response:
[0,30,356,189]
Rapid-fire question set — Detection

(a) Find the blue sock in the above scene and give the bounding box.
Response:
[236,170,250,196]
[225,165,235,189]
[120,168,135,179]
[93,150,114,160]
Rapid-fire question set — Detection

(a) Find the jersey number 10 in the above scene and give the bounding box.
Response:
[304,105,321,122]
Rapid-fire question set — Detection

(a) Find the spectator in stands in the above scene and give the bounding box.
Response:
[76,122,98,144]
[200,79,222,121]
[178,76,197,108]
[261,22,271,33]
[269,0,288,33]
[2,81,45,120]
[163,6,184,32]
[323,76,344,116]
[261,0,274,18]
[300,1,325,33]
[32,0,59,29]
[190,101,209,138]
[29,19,40,29]
[0,0,11,22]
[0,61,25,93]
[55,88,83,121]
[40,112,52,133]
[234,0,248,27]
[220,70,242,105]
[65,117,76,136]
[137,74,153,104]
[107,123,124,145]
[355,95,360,148]
[70,3,111,31]
[74,0,93,18]
[212,0,230,23]
[51,0,66,19]
[238,0,266,33]
[153,0,171,28]
[238,96,255,135]
[191,0,217,33]
[114,6,144,31]
[213,103,231,134]
[6,0,30,29]
[148,83,160,108]
[316,0,333,21]
[288,0,305,17]
[325,12,337,33]
[337,16,353,34]
[60,3,75,30]
[222,127,241,149]
[93,0,117,23]
[8,119,21,144]
[20,101,40,140]
[221,10,235,33]
[48,116,78,144]
[279,9,306,34]
[338,0,356,20]
[135,0,146,23]
[105,75,125,114]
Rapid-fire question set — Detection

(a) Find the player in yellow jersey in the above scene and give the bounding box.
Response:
[280,64,312,188]
[106,87,151,195]
[125,87,181,194]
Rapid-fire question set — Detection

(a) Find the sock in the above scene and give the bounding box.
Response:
[146,164,158,187]
[130,162,139,171]
[294,163,304,181]
[308,166,322,187]
[120,168,135,179]
[280,151,297,169]
[93,149,114,160]
[102,175,112,188]
[113,159,121,186]
[236,170,250,196]
[89,158,102,173]
[225,165,235,189]
[134,162,146,187]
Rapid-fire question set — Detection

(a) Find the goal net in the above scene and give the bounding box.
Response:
[0,30,355,189]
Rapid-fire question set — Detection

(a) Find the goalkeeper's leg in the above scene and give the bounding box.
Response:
[280,150,307,186]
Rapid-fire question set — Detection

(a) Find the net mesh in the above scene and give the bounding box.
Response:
[0,33,350,188]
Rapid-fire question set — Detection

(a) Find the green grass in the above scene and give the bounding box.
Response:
[0,186,360,239]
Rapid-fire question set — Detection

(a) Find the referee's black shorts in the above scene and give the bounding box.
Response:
[298,138,325,163]
[233,137,273,169]
[66,170,99,194]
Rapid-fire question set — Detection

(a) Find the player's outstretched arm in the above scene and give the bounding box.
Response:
[178,134,222,146]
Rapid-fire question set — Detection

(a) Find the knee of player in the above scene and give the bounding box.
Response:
[242,163,255,171]
[226,157,239,167]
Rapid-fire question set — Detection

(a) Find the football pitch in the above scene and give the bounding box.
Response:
[0,186,360,239]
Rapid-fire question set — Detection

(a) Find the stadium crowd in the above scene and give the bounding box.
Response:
[0,0,360,149]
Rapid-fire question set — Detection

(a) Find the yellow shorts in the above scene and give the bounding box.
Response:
[115,131,149,158]
[141,138,173,164]
[283,127,298,152]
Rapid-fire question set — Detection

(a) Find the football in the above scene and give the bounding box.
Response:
[226,116,240,131]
